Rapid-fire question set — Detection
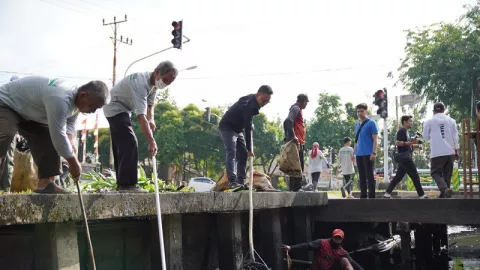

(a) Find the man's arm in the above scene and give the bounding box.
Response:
[289,239,322,251]
[422,121,430,142]
[146,87,157,122]
[372,134,378,154]
[66,114,78,154]
[44,97,75,159]
[244,110,254,152]
[284,106,300,142]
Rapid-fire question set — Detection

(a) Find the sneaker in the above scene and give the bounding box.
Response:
[117,185,148,193]
[419,195,429,199]
[35,182,71,194]
[229,182,243,190]
[445,188,453,198]
[347,194,355,199]
[340,187,346,198]
[383,193,392,199]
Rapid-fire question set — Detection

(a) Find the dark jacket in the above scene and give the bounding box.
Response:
[219,94,260,151]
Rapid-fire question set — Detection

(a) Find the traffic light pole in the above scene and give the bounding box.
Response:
[383,119,389,183]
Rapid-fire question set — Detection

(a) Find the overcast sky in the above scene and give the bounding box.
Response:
[0,0,473,129]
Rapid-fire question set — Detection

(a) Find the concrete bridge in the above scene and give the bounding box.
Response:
[0,192,479,270]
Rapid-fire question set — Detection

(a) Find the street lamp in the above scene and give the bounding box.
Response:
[180,65,197,72]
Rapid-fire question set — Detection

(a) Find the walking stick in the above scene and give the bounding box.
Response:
[76,180,96,270]
[152,155,167,270]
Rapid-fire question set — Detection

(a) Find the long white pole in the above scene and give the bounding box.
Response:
[249,130,255,262]
[383,119,389,182]
[152,156,167,270]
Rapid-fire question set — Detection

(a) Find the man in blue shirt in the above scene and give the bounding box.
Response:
[219,85,273,190]
[353,103,378,198]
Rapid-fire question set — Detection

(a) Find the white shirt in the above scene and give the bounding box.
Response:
[308,150,328,173]
[0,76,79,158]
[338,146,355,175]
[103,72,158,117]
[422,113,459,159]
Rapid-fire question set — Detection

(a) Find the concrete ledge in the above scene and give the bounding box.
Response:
[0,192,327,226]
[314,198,480,225]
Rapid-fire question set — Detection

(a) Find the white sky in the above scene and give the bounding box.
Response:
[0,0,473,130]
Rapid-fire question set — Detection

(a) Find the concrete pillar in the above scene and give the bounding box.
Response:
[34,222,80,270]
[151,214,183,270]
[216,213,243,270]
[397,222,412,270]
[257,209,284,270]
[293,208,313,262]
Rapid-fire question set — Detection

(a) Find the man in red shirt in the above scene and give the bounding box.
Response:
[284,94,309,191]
[282,229,362,270]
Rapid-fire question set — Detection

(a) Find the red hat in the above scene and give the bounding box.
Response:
[332,229,344,239]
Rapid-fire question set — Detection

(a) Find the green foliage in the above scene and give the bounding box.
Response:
[81,165,194,193]
[252,114,283,175]
[398,2,480,120]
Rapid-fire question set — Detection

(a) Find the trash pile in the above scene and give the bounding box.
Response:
[279,141,302,177]
[11,136,37,192]
[212,170,277,192]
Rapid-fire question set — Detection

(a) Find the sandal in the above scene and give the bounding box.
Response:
[34,182,71,194]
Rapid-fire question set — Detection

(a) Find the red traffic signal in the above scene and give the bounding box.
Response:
[171,21,183,49]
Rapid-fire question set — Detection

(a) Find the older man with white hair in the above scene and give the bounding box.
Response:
[103,60,178,193]
[0,76,109,193]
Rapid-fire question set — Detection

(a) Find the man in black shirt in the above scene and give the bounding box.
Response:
[384,115,426,198]
[218,86,273,189]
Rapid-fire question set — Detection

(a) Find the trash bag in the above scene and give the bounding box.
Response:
[279,141,302,177]
[212,171,230,191]
[11,151,38,192]
[247,170,276,191]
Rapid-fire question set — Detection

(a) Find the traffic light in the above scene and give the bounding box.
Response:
[374,88,388,118]
[171,21,183,49]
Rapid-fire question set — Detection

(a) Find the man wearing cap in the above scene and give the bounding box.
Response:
[282,229,362,270]
[219,85,273,190]
[283,93,309,191]
[422,102,459,198]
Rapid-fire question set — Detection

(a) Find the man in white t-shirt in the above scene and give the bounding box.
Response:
[103,60,177,193]
[339,137,355,198]
[422,102,459,198]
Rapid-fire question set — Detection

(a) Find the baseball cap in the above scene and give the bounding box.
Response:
[332,229,344,239]
[433,102,445,113]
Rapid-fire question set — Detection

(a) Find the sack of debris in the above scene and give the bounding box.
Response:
[212,171,230,191]
[279,141,302,177]
[11,150,38,192]
[247,170,276,191]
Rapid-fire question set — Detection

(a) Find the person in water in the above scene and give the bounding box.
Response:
[281,229,363,270]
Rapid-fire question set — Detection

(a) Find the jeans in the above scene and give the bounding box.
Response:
[343,174,355,194]
[356,155,376,198]
[430,155,454,190]
[311,171,320,190]
[386,158,425,196]
[289,144,304,191]
[107,113,139,187]
[219,128,248,184]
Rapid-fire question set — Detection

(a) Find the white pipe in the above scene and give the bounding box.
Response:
[383,119,389,182]
[249,140,255,262]
[152,156,167,270]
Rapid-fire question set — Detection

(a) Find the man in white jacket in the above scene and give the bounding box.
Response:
[422,102,459,198]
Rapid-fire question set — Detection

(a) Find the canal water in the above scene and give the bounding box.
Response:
[368,226,480,269]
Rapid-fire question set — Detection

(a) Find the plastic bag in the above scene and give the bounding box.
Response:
[279,141,302,177]
[11,151,38,192]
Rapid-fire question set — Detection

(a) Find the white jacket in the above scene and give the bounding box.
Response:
[422,113,459,159]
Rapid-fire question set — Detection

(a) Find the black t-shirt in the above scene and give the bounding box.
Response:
[396,128,411,153]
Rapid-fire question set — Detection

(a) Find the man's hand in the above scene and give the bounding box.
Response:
[148,139,158,158]
[410,138,418,144]
[72,143,77,155]
[293,137,299,144]
[66,156,82,183]
[149,120,156,132]
[281,244,291,251]
[248,151,255,157]
[370,153,377,161]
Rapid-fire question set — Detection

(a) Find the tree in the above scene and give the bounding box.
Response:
[398,2,480,121]
[252,114,283,175]
[306,93,353,158]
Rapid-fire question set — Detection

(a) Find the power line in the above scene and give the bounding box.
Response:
[39,0,92,17]
[0,70,110,81]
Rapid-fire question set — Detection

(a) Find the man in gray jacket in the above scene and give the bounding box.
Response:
[0,76,109,193]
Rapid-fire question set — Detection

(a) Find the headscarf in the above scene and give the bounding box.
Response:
[311,142,319,158]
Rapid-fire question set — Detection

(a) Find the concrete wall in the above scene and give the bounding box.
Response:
[0,192,327,270]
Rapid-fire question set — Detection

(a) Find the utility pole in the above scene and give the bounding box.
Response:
[103,15,132,168]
